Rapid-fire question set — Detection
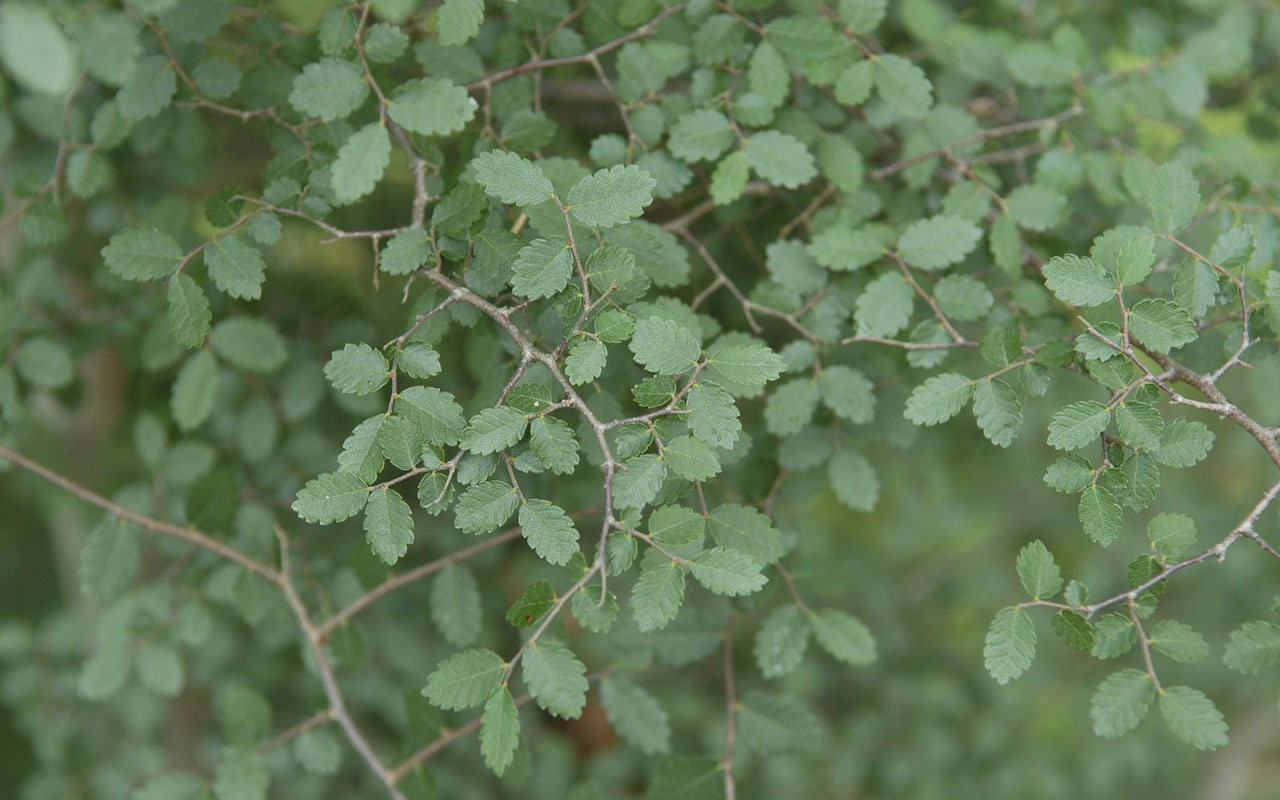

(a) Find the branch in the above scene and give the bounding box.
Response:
[317,527,523,638]
[722,621,738,800]
[275,526,409,800]
[0,444,280,583]
[466,4,686,90]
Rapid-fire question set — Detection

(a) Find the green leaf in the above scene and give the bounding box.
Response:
[1006,184,1066,232]
[897,215,980,271]
[1052,610,1095,652]
[364,23,408,62]
[294,729,341,775]
[972,378,1022,447]
[1173,259,1218,318]
[711,150,750,205]
[102,229,182,281]
[78,518,138,601]
[1091,613,1137,659]
[171,349,219,431]
[646,756,722,800]
[292,472,369,524]
[703,342,785,394]
[1078,483,1123,546]
[834,60,874,105]
[613,454,667,510]
[79,643,131,700]
[984,606,1035,684]
[210,317,287,373]
[1155,418,1215,468]
[818,366,875,423]
[364,487,414,566]
[1144,162,1200,233]
[743,130,816,188]
[216,685,272,745]
[631,548,686,632]
[809,608,876,666]
[668,109,735,163]
[431,564,482,647]
[662,435,720,481]
[754,604,811,679]
[397,386,466,446]
[1047,401,1110,451]
[387,77,476,135]
[1128,298,1196,353]
[479,687,520,776]
[331,122,391,204]
[332,417,386,481]
[1092,225,1156,286]
[594,308,635,343]
[137,642,184,697]
[570,583,618,633]
[904,373,973,426]
[840,0,887,32]
[565,338,606,385]
[1044,454,1096,493]
[454,481,519,534]
[1116,400,1164,452]
[854,272,914,338]
[934,274,994,321]
[1042,254,1115,306]
[505,579,556,628]
[134,772,205,800]
[585,244,640,294]
[472,150,554,206]
[748,41,790,107]
[707,503,783,565]
[686,381,741,448]
[528,416,580,475]
[1016,540,1062,599]
[325,343,389,394]
[118,55,177,120]
[213,747,269,800]
[167,274,211,349]
[764,377,819,435]
[380,228,432,276]
[1140,514,1195,566]
[288,57,368,120]
[437,0,484,45]
[432,184,487,238]
[423,649,505,711]
[689,547,767,596]
[397,343,441,379]
[461,406,528,454]
[1159,686,1228,750]
[828,448,879,512]
[629,317,700,375]
[0,4,77,95]
[601,676,670,754]
[18,339,76,392]
[873,53,933,118]
[1091,669,1155,737]
[737,691,822,754]
[418,473,454,514]
[521,639,588,719]
[511,237,573,299]
[1150,620,1208,663]
[204,235,267,300]
[1223,621,1280,674]
[519,499,580,565]
[989,212,1022,275]
[1209,225,1254,270]
[567,164,656,228]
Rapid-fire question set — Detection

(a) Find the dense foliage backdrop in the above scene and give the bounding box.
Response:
[2,0,1280,798]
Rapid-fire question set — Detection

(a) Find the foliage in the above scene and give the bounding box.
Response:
[1,0,1279,799]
